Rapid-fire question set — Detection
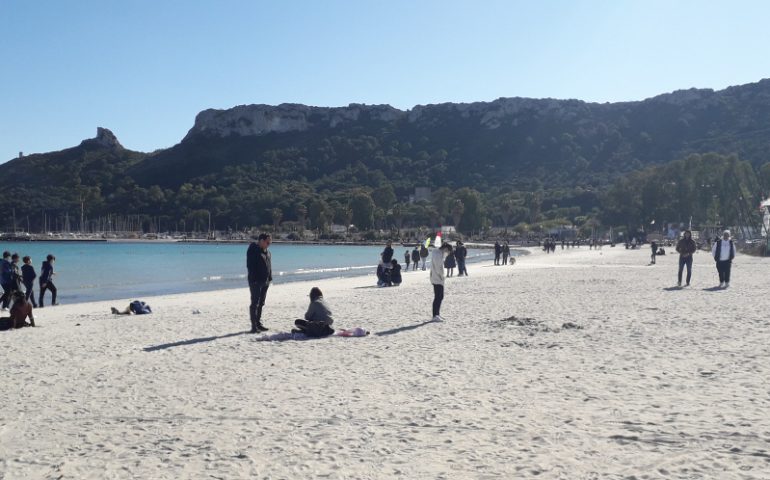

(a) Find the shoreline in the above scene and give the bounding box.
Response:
[45,247,528,306]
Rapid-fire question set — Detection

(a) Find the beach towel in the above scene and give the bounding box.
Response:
[256,327,369,342]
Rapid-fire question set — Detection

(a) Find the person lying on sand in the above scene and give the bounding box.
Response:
[293,287,334,338]
[0,291,35,330]
[111,300,152,315]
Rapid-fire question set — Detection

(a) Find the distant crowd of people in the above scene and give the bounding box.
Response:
[0,251,58,331]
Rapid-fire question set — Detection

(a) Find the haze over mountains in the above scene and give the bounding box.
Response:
[3,79,770,233]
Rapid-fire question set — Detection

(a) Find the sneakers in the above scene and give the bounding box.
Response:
[432,315,444,322]
[724,283,729,289]
[677,282,682,287]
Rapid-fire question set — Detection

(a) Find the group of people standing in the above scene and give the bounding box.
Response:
[493,241,511,265]
[245,235,468,334]
[673,229,736,288]
[0,251,57,331]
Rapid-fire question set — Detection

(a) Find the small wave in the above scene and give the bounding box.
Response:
[293,265,375,275]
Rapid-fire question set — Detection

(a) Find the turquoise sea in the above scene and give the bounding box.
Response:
[0,242,502,304]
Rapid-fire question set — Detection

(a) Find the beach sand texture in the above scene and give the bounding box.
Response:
[1,246,769,479]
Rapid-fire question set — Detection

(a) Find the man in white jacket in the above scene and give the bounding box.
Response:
[430,243,451,321]
[711,230,736,288]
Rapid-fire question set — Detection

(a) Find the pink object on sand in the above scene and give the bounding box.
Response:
[337,327,369,337]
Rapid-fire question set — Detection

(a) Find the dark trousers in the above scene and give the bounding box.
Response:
[716,260,732,283]
[24,282,37,307]
[0,282,15,308]
[249,282,269,326]
[677,256,693,284]
[503,254,508,265]
[651,252,656,264]
[432,284,444,317]
[294,319,334,338]
[39,281,57,306]
[457,259,467,276]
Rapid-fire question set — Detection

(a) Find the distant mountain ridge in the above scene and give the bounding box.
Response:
[2,79,770,232]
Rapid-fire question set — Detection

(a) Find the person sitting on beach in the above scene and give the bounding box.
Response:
[293,287,334,338]
[111,300,152,315]
[376,261,392,287]
[0,291,35,330]
[390,259,402,286]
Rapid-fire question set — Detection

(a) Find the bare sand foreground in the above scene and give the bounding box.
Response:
[1,246,769,479]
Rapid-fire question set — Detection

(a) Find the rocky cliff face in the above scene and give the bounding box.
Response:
[183,103,406,140]
[79,127,123,150]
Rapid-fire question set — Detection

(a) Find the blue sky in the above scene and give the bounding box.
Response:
[1,0,769,160]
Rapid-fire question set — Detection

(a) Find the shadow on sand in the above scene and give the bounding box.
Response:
[144,331,248,352]
[702,286,724,292]
[663,286,684,291]
[375,319,439,337]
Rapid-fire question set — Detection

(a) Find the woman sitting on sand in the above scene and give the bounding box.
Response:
[0,291,35,330]
[293,287,334,338]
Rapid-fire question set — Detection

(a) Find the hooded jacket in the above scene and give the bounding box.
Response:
[430,248,446,285]
[304,297,334,326]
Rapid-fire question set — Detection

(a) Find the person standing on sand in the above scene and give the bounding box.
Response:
[38,254,58,307]
[650,240,658,265]
[0,251,13,310]
[411,246,420,271]
[430,243,452,321]
[711,230,736,288]
[404,249,411,271]
[455,241,468,276]
[21,256,37,308]
[675,230,696,287]
[382,241,394,266]
[420,244,429,270]
[502,241,510,265]
[247,233,272,333]
[494,241,501,265]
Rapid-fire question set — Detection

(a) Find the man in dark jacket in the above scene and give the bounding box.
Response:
[0,251,13,310]
[38,254,57,307]
[382,241,394,265]
[411,247,420,271]
[455,241,468,276]
[494,241,502,265]
[675,230,696,287]
[21,256,37,307]
[247,233,272,333]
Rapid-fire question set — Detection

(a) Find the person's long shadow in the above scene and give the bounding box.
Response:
[143,331,248,352]
[663,286,684,291]
[375,319,439,337]
[702,286,724,292]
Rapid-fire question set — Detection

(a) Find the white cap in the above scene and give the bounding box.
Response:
[723,230,731,236]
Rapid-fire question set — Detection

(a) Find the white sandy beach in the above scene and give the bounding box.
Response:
[1,246,769,479]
